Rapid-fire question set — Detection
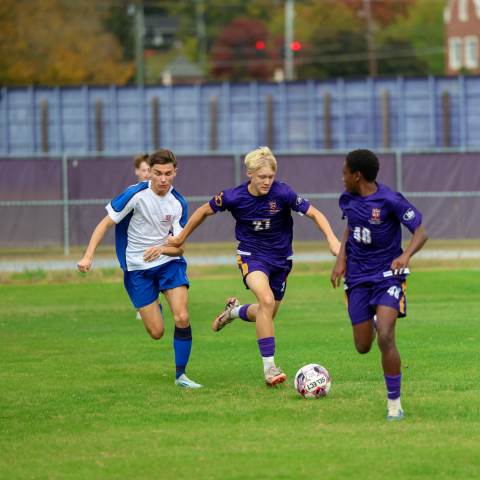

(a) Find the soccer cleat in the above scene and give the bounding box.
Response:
[387,408,405,421]
[175,374,203,389]
[264,366,287,387]
[212,297,240,332]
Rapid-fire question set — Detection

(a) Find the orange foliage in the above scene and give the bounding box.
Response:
[0,0,134,85]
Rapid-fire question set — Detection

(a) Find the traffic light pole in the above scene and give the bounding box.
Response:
[284,0,294,81]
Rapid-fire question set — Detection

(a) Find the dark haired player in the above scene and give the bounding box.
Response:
[331,149,428,420]
[77,149,202,389]
[168,146,340,387]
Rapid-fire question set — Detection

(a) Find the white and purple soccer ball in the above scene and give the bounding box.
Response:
[294,363,331,399]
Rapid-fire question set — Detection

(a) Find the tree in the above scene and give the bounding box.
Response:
[210,17,281,80]
[376,0,445,75]
[0,0,134,85]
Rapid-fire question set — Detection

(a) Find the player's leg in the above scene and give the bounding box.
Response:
[374,281,407,420]
[124,269,164,339]
[163,286,201,388]
[138,302,165,339]
[347,284,376,353]
[212,258,287,330]
[376,305,403,419]
[246,271,286,386]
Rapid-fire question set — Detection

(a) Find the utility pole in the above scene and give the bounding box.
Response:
[134,1,145,86]
[195,0,207,73]
[364,0,377,77]
[284,0,295,81]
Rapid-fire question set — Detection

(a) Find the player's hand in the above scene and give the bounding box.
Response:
[77,255,93,273]
[143,246,163,262]
[330,258,346,288]
[390,253,410,273]
[166,235,183,248]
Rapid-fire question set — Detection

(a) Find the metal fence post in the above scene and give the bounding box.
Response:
[395,149,403,193]
[234,154,242,186]
[62,154,70,255]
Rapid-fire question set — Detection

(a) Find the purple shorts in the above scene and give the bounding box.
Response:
[236,255,292,301]
[345,279,407,325]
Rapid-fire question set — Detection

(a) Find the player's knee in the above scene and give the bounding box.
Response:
[174,311,189,328]
[258,295,275,311]
[147,326,164,340]
[355,342,372,354]
[377,332,394,351]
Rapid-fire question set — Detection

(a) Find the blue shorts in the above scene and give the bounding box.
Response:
[236,255,292,301]
[345,279,407,325]
[124,259,189,309]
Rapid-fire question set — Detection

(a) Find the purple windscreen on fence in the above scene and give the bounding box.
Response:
[0,157,63,246]
[0,153,479,248]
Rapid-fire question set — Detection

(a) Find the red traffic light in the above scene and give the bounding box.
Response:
[255,40,266,50]
[290,40,302,52]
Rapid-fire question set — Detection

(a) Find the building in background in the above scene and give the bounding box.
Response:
[444,0,480,74]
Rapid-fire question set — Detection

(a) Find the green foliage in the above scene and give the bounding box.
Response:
[376,0,445,75]
[0,269,479,478]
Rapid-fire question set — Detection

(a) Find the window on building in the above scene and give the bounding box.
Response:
[459,0,469,21]
[465,36,479,69]
[449,37,463,70]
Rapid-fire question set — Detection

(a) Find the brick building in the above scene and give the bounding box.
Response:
[444,0,480,74]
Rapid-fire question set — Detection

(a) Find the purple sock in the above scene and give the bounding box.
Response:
[257,336,275,357]
[384,373,402,400]
[239,304,251,321]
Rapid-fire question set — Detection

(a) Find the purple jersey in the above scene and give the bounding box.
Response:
[209,181,310,261]
[339,183,422,288]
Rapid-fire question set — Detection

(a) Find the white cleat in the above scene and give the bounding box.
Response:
[264,366,287,387]
[175,374,203,389]
[387,408,405,421]
[212,297,240,332]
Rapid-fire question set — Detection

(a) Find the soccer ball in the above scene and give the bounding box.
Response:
[294,363,331,399]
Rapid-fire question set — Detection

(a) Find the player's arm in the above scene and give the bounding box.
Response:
[77,215,116,272]
[143,244,185,263]
[167,202,216,247]
[330,225,349,288]
[391,223,428,270]
[304,205,341,256]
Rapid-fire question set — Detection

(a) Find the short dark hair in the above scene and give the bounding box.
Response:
[345,149,379,182]
[149,149,177,168]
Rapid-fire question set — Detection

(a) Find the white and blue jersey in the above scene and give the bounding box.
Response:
[106,181,188,272]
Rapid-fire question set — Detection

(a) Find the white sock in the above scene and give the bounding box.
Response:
[387,397,402,413]
[262,356,275,373]
[230,306,242,318]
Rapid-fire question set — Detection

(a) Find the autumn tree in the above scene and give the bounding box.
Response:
[210,17,281,81]
[0,0,134,86]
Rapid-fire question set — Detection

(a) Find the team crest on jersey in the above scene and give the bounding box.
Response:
[269,201,280,214]
[165,215,172,222]
[369,208,382,224]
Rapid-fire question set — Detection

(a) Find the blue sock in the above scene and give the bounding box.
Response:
[174,325,192,379]
[257,336,275,357]
[384,373,402,400]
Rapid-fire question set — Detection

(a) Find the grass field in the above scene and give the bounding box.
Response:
[1,265,479,479]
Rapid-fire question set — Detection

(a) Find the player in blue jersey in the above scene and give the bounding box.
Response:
[330,149,428,420]
[168,146,340,386]
[77,149,202,389]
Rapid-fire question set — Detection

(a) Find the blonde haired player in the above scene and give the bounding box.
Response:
[168,146,340,386]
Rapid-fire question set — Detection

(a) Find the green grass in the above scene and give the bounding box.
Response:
[1,268,479,479]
